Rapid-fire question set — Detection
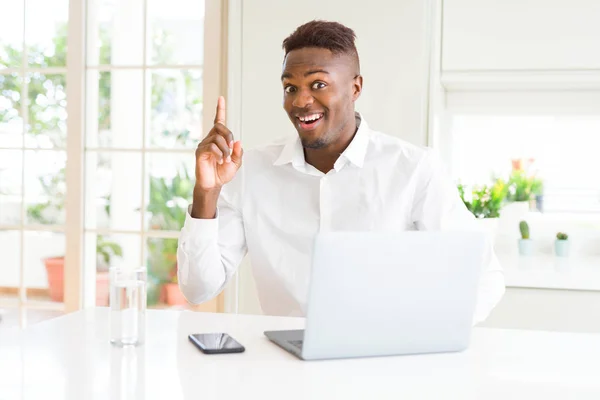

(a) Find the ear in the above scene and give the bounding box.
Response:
[352,75,363,102]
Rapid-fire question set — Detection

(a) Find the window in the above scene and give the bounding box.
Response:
[449,114,600,214]
[0,0,69,324]
[85,0,205,309]
[1,0,218,328]
[440,94,600,268]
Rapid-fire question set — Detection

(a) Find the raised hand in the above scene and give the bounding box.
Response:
[194,96,243,191]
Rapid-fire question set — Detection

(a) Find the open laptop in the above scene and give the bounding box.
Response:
[264,230,486,361]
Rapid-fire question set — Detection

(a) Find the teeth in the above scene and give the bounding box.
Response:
[299,113,321,122]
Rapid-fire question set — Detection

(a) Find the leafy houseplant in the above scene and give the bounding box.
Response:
[26,169,123,304]
[555,232,570,257]
[458,179,508,219]
[146,167,194,306]
[507,170,535,202]
[518,220,534,256]
[43,235,122,304]
[531,177,544,212]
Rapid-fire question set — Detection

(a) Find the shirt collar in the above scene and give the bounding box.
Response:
[273,112,370,170]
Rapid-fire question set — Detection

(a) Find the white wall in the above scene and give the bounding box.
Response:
[239,0,431,149]
[442,0,600,71]
[234,0,433,314]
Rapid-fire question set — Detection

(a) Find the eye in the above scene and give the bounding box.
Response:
[312,81,327,90]
[284,85,296,94]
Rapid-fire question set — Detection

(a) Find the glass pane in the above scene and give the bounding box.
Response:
[148,69,203,148]
[146,237,179,307]
[24,231,65,303]
[146,154,195,231]
[451,115,600,213]
[147,0,205,65]
[87,0,144,66]
[0,230,21,288]
[86,70,143,148]
[0,0,24,69]
[84,232,141,306]
[0,73,24,147]
[25,73,67,148]
[85,152,142,231]
[24,150,66,225]
[25,0,68,67]
[0,150,23,225]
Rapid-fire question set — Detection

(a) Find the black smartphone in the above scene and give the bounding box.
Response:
[188,333,245,354]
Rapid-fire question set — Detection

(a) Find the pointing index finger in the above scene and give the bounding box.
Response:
[214,96,226,125]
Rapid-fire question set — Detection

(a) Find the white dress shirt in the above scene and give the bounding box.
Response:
[177,115,505,323]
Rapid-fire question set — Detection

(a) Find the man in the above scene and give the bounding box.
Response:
[177,20,505,322]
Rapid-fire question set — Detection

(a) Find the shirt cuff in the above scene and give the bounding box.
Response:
[183,204,219,239]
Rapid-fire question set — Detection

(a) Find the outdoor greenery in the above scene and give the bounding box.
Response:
[0,24,68,147]
[147,167,194,287]
[458,179,508,219]
[2,22,200,303]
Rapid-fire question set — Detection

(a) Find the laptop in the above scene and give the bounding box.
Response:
[264,230,486,361]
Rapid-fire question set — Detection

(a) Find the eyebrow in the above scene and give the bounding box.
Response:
[281,69,330,80]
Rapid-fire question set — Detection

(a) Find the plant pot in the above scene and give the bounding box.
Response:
[44,257,111,305]
[164,282,188,306]
[518,239,534,256]
[44,257,65,302]
[555,240,570,257]
[535,195,544,213]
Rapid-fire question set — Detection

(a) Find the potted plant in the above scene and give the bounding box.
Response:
[458,178,507,239]
[531,177,544,212]
[555,232,570,257]
[518,220,534,256]
[146,167,194,306]
[502,160,543,229]
[95,236,123,305]
[43,236,123,305]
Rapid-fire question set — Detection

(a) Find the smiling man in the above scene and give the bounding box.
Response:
[177,20,505,322]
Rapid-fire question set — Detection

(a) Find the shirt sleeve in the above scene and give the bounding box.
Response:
[176,171,247,304]
[411,149,506,325]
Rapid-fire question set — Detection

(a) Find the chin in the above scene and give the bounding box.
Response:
[301,137,327,149]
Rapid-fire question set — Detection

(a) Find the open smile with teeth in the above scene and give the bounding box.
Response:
[297,113,324,130]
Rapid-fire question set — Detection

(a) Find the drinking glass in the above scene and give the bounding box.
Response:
[110,266,147,346]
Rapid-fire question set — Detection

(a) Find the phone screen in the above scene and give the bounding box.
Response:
[188,333,245,353]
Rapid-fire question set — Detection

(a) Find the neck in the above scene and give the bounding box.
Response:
[304,116,358,174]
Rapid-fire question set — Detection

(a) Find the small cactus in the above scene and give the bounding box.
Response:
[556,232,568,241]
[519,220,530,239]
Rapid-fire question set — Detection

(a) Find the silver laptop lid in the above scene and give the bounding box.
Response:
[301,230,485,360]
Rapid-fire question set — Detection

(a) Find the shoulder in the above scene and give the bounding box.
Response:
[241,135,292,167]
[366,129,437,170]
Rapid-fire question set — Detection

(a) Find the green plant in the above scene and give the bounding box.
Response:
[26,168,66,225]
[531,177,544,196]
[458,179,508,219]
[556,232,568,241]
[147,167,194,231]
[507,170,535,202]
[146,167,194,289]
[96,235,123,269]
[519,221,530,240]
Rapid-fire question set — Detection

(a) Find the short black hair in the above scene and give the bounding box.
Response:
[282,20,360,72]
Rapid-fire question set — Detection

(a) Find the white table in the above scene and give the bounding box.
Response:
[1,309,600,399]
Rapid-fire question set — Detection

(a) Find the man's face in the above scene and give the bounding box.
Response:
[281,47,361,149]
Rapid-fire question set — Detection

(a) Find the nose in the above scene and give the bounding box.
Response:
[291,88,314,109]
